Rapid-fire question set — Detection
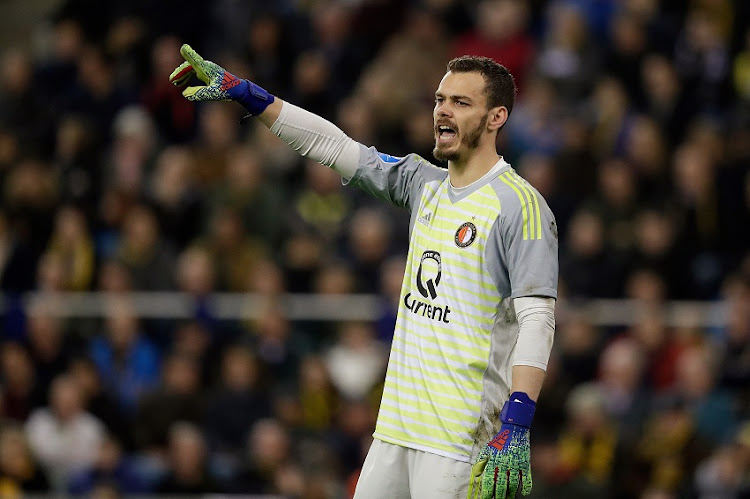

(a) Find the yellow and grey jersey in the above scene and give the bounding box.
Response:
[347,145,558,463]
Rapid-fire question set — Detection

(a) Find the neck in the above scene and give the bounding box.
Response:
[447,143,501,188]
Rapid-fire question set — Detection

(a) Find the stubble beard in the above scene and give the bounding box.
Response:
[432,115,487,162]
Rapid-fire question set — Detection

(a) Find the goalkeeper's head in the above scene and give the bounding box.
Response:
[447,56,516,119]
[433,55,516,163]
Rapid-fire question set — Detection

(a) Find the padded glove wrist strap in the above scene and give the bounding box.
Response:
[235,80,275,116]
[499,391,536,428]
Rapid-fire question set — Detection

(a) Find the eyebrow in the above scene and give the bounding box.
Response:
[435,92,473,102]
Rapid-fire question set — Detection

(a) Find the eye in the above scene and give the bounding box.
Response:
[456,101,468,107]
[435,97,444,105]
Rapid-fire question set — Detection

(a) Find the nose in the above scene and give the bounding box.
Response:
[435,103,451,119]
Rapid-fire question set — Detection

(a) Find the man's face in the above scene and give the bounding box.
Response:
[433,71,490,162]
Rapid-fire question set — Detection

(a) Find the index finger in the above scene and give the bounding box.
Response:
[180,44,204,65]
[180,44,208,82]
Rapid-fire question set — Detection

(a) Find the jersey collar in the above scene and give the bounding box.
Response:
[446,157,511,204]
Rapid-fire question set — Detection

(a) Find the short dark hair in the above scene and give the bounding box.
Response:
[446,56,516,115]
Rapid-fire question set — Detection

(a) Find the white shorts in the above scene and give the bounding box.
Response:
[353,439,471,499]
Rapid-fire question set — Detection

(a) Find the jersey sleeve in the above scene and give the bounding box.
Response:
[344,144,436,212]
[486,185,559,299]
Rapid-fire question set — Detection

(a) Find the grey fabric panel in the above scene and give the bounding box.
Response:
[485,176,559,299]
[345,144,448,213]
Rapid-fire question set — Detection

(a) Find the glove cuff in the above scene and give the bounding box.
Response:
[235,80,275,116]
[499,391,536,428]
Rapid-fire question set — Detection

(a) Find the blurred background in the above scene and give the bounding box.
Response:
[0,0,749,497]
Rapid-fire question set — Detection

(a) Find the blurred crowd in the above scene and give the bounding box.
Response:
[0,0,750,497]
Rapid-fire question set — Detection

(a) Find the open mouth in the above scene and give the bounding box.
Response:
[437,125,457,143]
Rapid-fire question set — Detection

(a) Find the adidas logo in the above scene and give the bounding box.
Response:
[489,429,510,451]
[418,212,432,226]
[220,73,241,91]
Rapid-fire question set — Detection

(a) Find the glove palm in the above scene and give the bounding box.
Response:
[468,423,532,499]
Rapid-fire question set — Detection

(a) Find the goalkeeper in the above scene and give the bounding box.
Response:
[171,45,557,499]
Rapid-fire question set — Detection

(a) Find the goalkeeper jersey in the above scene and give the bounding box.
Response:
[347,145,558,463]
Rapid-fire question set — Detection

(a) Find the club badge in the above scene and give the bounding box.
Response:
[454,221,477,248]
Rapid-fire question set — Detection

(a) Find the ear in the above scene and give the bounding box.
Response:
[487,106,508,132]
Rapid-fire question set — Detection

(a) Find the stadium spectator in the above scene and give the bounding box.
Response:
[324,321,387,400]
[596,338,651,441]
[67,356,130,449]
[623,116,670,200]
[505,77,563,160]
[588,77,632,161]
[0,424,49,494]
[560,209,620,298]
[24,374,105,491]
[635,398,710,495]
[718,276,750,412]
[4,159,58,289]
[245,257,285,296]
[67,434,147,495]
[142,35,196,143]
[554,313,601,391]
[148,145,204,249]
[199,205,267,293]
[555,383,616,497]
[108,105,158,200]
[0,342,43,422]
[175,245,216,300]
[0,209,37,293]
[630,208,683,298]
[170,320,216,386]
[626,308,686,392]
[399,102,438,160]
[671,344,738,443]
[43,205,95,291]
[23,303,71,399]
[192,104,240,187]
[693,444,746,498]
[604,9,648,102]
[156,422,220,494]
[114,204,176,291]
[451,0,533,90]
[536,2,599,100]
[355,5,448,130]
[289,158,352,245]
[312,259,356,297]
[228,418,294,494]
[209,144,285,245]
[96,259,134,293]
[639,54,690,146]
[89,299,160,413]
[132,353,203,452]
[204,345,270,465]
[297,354,338,432]
[345,208,394,293]
[673,6,732,114]
[52,114,99,210]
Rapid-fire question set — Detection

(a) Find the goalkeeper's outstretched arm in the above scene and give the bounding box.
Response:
[170,44,360,179]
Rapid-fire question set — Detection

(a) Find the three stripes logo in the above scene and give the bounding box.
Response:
[499,171,543,241]
[489,429,511,451]
[418,211,432,226]
[220,72,241,91]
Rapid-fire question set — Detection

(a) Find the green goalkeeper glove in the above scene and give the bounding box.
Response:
[468,392,535,499]
[169,44,274,116]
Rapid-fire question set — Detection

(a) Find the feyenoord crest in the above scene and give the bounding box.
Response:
[454,221,477,247]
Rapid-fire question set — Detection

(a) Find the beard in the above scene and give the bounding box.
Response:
[433,115,487,162]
